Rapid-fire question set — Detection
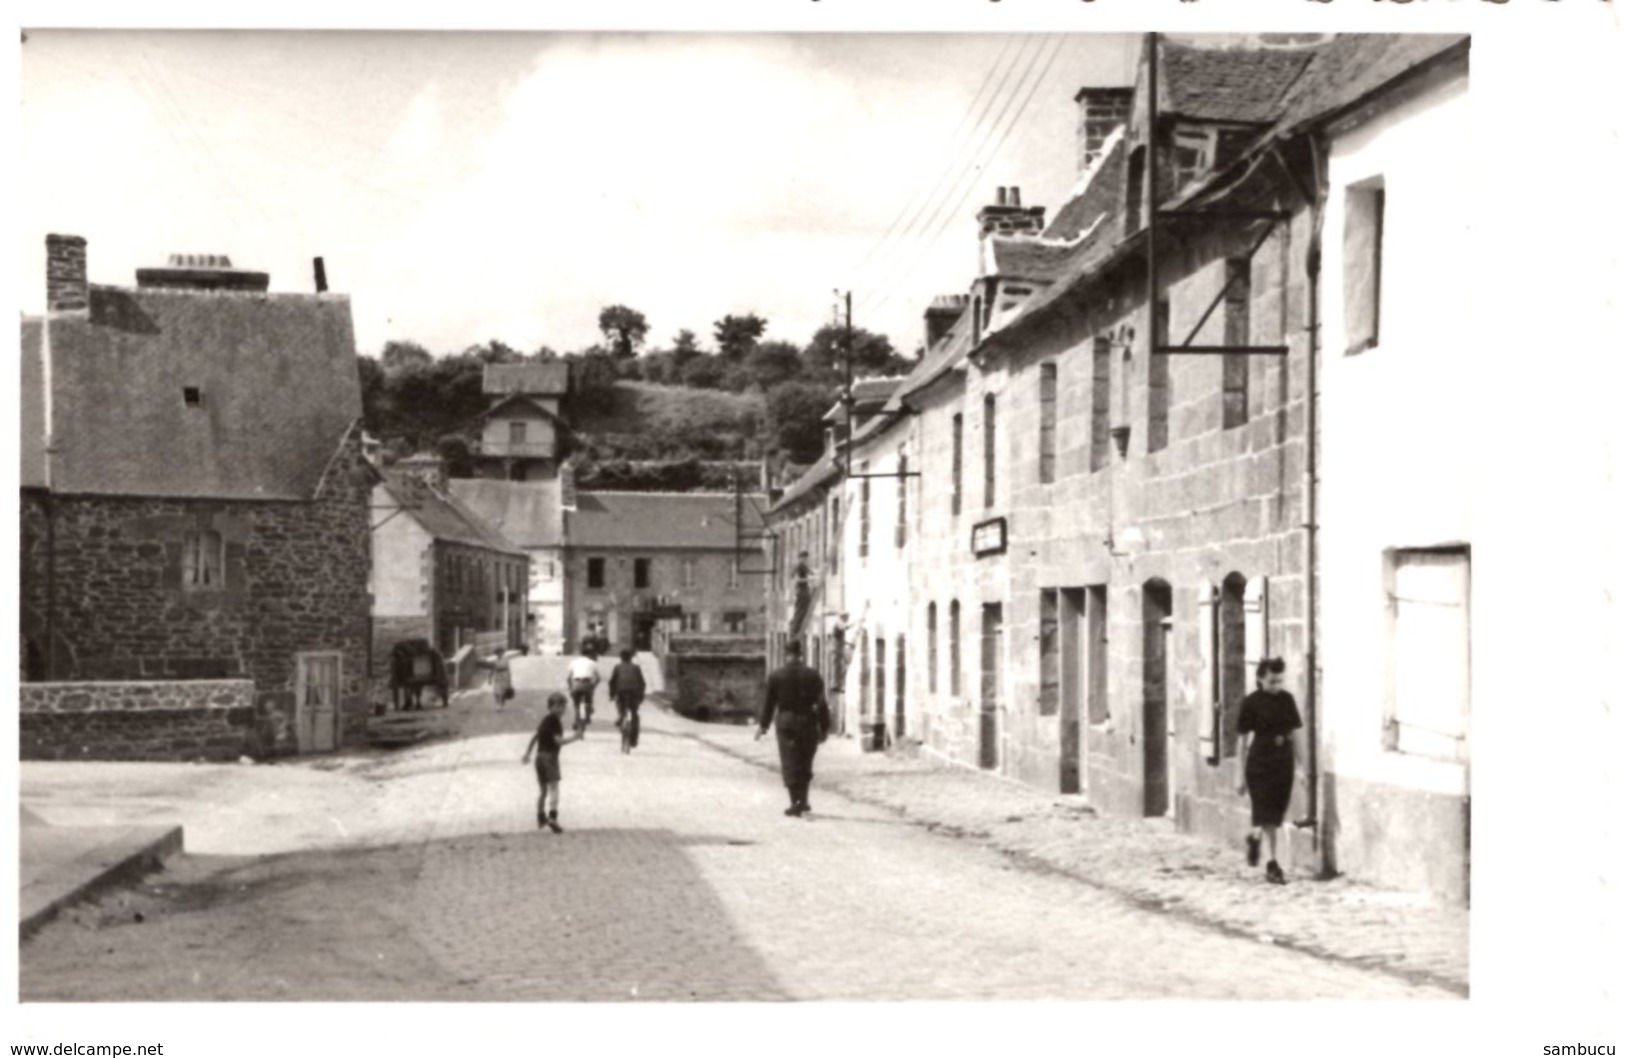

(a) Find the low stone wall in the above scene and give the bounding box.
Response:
[668,656,765,724]
[20,680,257,762]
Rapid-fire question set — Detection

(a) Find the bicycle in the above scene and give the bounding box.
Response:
[619,702,641,755]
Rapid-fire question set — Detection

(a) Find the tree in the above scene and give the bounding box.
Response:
[679,353,727,389]
[380,339,433,374]
[466,339,523,364]
[804,324,908,379]
[436,434,475,479]
[766,381,836,464]
[568,350,621,415]
[714,313,767,361]
[598,305,650,360]
[357,355,388,433]
[742,340,805,391]
[670,329,702,365]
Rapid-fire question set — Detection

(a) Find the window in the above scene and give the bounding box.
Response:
[1199,574,1250,763]
[949,599,962,698]
[509,463,528,482]
[1085,585,1109,724]
[1039,589,1060,717]
[874,636,887,730]
[895,634,907,739]
[895,454,908,548]
[1125,146,1147,232]
[587,557,606,590]
[1147,299,1170,453]
[727,559,740,591]
[1171,127,1214,190]
[681,558,698,589]
[723,610,748,634]
[1038,363,1058,484]
[859,470,871,560]
[182,530,225,591]
[634,557,651,589]
[951,413,965,515]
[1344,179,1385,355]
[509,420,528,445]
[1090,337,1112,471]
[828,497,840,575]
[1223,258,1252,429]
[983,394,997,509]
[1385,549,1470,762]
[182,386,202,407]
[680,613,702,632]
[927,603,939,695]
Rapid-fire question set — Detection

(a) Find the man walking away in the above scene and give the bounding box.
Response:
[610,648,646,749]
[756,640,831,817]
[567,648,601,734]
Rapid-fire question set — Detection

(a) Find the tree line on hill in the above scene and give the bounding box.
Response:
[357,305,916,480]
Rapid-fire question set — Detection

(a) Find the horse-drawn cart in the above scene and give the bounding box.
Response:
[388,639,449,711]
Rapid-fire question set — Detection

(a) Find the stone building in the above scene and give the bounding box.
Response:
[762,452,845,729]
[18,237,375,760]
[563,490,767,653]
[795,34,1472,901]
[370,455,529,670]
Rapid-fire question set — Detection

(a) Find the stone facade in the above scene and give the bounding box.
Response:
[568,548,763,651]
[20,679,256,761]
[19,428,375,756]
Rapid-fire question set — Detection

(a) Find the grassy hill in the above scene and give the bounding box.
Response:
[571,382,766,462]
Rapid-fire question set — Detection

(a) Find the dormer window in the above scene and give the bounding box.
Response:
[1172,128,1215,190]
[183,386,202,407]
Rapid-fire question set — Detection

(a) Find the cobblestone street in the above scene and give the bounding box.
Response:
[21,657,1459,1001]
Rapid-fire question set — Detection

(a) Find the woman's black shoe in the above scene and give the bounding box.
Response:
[1246,834,1261,867]
[1265,860,1286,884]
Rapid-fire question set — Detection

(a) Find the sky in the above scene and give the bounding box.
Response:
[19,31,1136,359]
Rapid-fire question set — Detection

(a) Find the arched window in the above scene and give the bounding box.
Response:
[926,603,939,695]
[949,600,962,698]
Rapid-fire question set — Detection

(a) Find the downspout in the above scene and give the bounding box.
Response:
[1296,137,1326,844]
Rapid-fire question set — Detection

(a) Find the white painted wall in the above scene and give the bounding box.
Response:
[1318,70,1473,798]
[370,482,434,617]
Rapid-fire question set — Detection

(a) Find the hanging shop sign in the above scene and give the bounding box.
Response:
[971,517,1008,557]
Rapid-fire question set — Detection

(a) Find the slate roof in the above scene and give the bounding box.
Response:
[481,392,563,422]
[822,377,906,424]
[1045,134,1128,242]
[1160,40,1320,124]
[384,473,527,556]
[985,239,1072,281]
[566,491,766,551]
[447,478,565,549]
[770,455,842,514]
[484,361,569,396]
[22,284,362,500]
[1272,34,1469,136]
[20,318,45,489]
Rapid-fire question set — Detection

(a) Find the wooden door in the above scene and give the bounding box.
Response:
[296,652,342,753]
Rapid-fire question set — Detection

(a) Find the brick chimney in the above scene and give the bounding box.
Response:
[924,294,970,351]
[976,187,1046,239]
[1074,86,1133,177]
[46,234,89,315]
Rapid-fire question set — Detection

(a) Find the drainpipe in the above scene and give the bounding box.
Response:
[1296,139,1325,845]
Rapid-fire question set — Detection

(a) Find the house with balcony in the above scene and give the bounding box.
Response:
[469,361,569,481]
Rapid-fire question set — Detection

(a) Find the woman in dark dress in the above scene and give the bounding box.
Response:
[1235,657,1302,885]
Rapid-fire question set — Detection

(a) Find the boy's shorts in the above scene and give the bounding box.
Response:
[534,752,561,784]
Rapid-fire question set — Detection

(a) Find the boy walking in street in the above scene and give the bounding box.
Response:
[609,648,647,751]
[522,692,581,833]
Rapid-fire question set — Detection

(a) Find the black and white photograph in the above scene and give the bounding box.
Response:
[8,3,1622,1055]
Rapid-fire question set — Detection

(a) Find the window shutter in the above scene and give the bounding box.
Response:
[1237,577,1269,752]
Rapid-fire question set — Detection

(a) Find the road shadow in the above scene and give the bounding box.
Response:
[22,827,794,1002]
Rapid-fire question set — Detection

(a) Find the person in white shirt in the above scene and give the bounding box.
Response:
[566,651,601,733]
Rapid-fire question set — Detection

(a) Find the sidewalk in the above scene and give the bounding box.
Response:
[19,809,184,940]
[661,700,1468,996]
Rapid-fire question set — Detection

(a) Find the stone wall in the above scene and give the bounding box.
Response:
[18,427,374,755]
[666,655,765,723]
[20,680,257,761]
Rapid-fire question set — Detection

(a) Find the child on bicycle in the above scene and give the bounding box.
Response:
[609,648,646,752]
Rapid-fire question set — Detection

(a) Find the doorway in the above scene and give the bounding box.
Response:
[895,634,907,741]
[632,614,655,653]
[1058,589,1086,794]
[979,603,1003,770]
[1141,580,1173,817]
[295,651,342,753]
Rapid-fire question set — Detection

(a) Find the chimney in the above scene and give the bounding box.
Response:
[923,293,971,351]
[46,234,89,315]
[975,186,1046,240]
[136,253,270,293]
[313,256,328,294]
[397,453,446,492]
[1074,86,1133,177]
